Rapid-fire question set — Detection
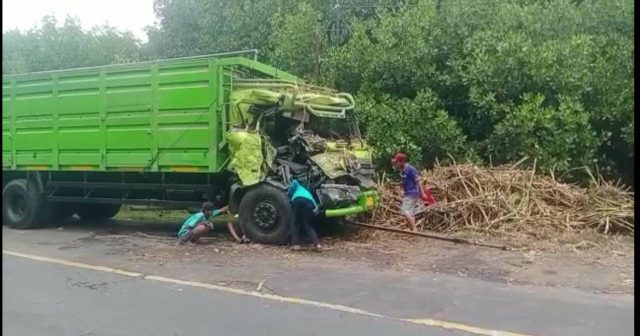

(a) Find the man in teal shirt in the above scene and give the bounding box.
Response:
[288,180,322,252]
[177,202,248,245]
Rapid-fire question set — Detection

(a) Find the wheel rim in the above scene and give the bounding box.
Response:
[253,200,279,232]
[8,192,28,220]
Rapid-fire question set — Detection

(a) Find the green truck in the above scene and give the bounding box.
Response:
[2,50,378,244]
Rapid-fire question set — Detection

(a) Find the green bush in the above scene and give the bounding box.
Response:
[320,0,633,183]
[487,94,601,174]
[357,89,471,168]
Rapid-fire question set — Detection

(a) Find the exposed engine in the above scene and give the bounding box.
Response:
[268,128,375,209]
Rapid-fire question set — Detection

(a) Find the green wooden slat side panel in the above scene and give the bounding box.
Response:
[2,58,228,172]
[3,56,299,172]
[2,78,12,168]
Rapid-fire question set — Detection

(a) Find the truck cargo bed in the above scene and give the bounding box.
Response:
[2,53,296,173]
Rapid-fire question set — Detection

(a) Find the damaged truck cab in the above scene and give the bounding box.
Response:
[225,84,379,244]
[1,51,378,245]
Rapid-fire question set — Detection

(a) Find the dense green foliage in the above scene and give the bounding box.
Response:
[3,16,142,73]
[2,0,634,183]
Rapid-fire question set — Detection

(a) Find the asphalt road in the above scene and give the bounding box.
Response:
[1,223,634,336]
[2,255,462,336]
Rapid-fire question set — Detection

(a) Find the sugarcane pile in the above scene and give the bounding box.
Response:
[355,163,634,247]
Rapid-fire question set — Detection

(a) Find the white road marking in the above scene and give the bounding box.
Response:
[3,250,534,336]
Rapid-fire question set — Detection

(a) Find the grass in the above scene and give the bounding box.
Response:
[115,206,237,225]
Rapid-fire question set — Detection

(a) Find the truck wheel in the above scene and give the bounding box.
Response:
[2,179,45,229]
[238,184,292,245]
[76,204,122,222]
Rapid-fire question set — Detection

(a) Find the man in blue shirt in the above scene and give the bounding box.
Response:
[177,202,247,245]
[287,179,322,252]
[391,153,423,231]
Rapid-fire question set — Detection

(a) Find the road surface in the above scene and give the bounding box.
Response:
[3,255,464,336]
[2,222,634,336]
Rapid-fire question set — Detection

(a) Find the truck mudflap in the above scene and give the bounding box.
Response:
[324,190,379,218]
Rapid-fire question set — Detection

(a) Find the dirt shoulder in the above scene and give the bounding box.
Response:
[333,233,634,295]
[107,208,635,295]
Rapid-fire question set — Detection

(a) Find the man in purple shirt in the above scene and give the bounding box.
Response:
[391,153,423,231]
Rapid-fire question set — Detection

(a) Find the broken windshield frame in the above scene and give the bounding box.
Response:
[306,111,362,140]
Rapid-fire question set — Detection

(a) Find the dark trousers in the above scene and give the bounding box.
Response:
[291,198,319,245]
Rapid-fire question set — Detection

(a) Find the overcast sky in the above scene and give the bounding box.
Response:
[2,0,156,41]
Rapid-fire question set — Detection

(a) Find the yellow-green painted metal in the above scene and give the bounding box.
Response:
[324,190,379,218]
[1,55,298,172]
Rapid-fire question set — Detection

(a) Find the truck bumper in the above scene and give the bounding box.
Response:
[324,190,379,218]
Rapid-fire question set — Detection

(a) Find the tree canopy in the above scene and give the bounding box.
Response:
[2,0,634,184]
[3,15,142,73]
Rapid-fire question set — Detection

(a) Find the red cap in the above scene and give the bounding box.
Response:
[391,152,407,164]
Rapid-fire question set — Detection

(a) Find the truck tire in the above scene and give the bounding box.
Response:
[2,179,45,229]
[238,184,292,245]
[76,204,121,222]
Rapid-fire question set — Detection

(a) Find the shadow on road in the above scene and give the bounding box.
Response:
[37,216,179,238]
